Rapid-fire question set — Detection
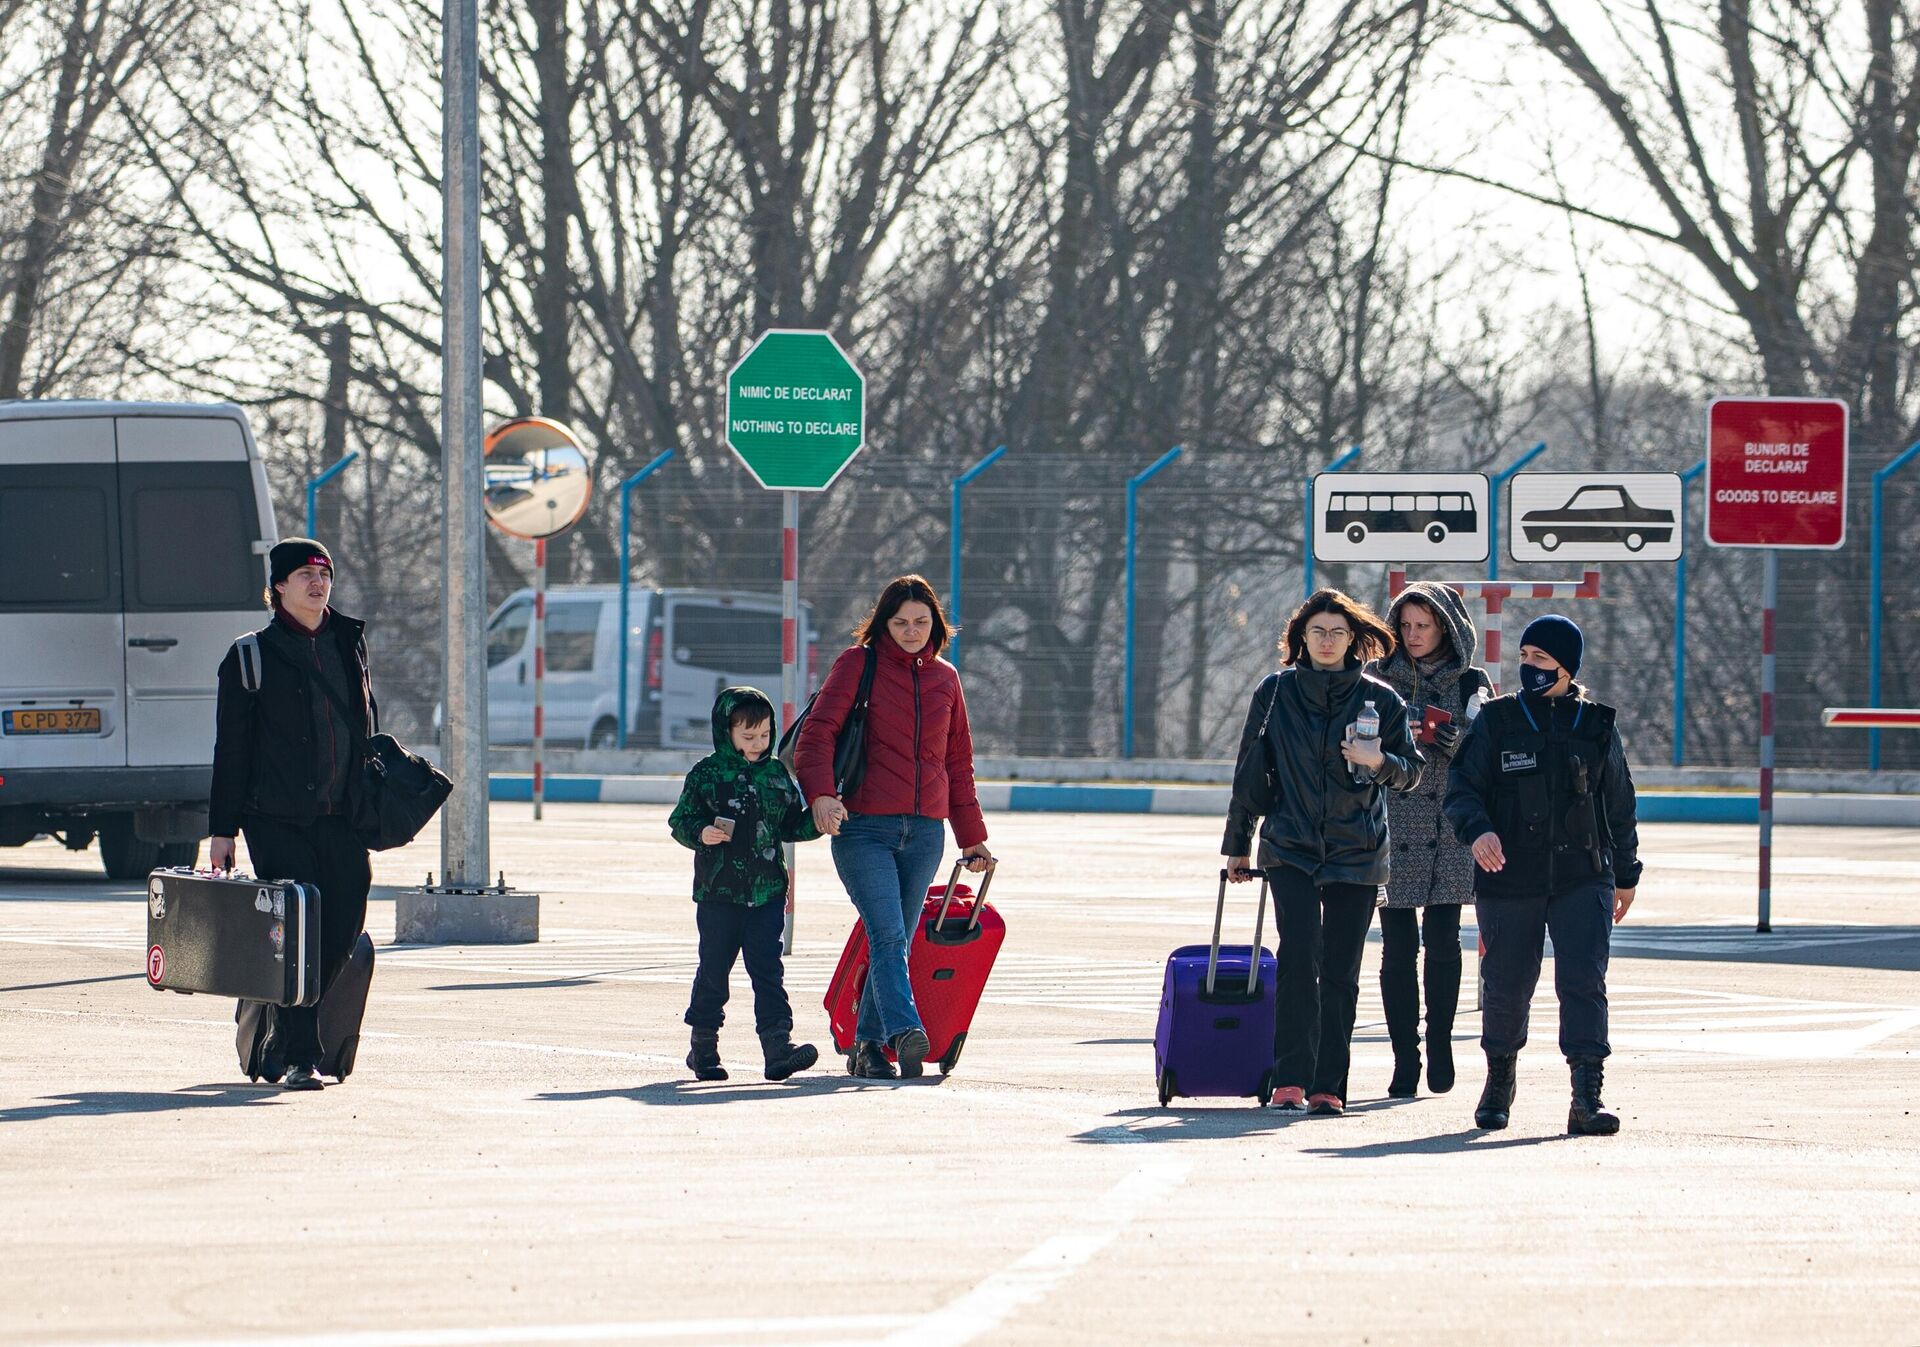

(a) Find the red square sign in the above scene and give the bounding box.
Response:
[1706,397,1848,549]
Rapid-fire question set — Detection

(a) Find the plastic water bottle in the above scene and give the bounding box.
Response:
[1351,699,1380,783]
[1465,685,1490,723]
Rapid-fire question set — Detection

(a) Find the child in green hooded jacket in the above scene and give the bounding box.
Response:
[669,686,821,1082]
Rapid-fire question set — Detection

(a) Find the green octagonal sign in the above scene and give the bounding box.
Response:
[725,329,865,490]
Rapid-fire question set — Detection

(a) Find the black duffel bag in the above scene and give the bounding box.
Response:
[353,731,452,851]
[308,676,451,852]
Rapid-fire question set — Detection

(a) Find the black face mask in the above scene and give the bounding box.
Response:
[1518,664,1561,696]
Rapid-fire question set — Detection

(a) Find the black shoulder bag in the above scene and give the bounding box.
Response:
[778,644,879,796]
[1230,676,1282,816]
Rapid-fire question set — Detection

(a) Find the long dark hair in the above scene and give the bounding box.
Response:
[1280,588,1395,667]
[853,574,952,658]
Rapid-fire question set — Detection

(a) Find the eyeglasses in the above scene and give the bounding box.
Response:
[1305,626,1353,643]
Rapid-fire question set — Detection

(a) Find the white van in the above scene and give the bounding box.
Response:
[482,585,817,749]
[0,402,277,877]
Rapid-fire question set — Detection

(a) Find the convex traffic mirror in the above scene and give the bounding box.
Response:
[483,417,592,540]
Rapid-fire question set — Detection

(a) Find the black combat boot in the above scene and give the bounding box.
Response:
[1567,1056,1621,1135]
[1425,954,1461,1094]
[760,1029,819,1082]
[686,1027,728,1082]
[1474,1053,1517,1130]
[848,1040,897,1079]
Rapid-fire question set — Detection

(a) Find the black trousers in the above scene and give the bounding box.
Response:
[241,814,372,1067]
[1268,865,1375,1098]
[1378,903,1463,1051]
[684,900,792,1035]
[1476,876,1613,1060]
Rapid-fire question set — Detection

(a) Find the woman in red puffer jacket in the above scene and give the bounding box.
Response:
[795,574,993,1079]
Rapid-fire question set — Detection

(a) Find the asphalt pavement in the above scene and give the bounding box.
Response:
[3,808,1917,1346]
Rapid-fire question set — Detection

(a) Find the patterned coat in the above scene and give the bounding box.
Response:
[1367,582,1489,909]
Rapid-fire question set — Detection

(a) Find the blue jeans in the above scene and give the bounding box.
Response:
[831,813,946,1043]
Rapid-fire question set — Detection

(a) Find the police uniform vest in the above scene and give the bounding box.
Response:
[1477,692,1617,899]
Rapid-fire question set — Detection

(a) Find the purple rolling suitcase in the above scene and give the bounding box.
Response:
[1154,869,1277,1107]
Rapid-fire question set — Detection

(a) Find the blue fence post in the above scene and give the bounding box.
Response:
[1304,445,1362,599]
[1487,441,1548,580]
[304,451,359,537]
[950,445,1008,672]
[1674,459,1706,767]
[1870,439,1920,770]
[616,449,675,748]
[1124,446,1184,759]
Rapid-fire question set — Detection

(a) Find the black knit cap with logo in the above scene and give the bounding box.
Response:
[269,537,334,588]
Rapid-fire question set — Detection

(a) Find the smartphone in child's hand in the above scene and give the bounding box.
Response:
[714,816,736,840]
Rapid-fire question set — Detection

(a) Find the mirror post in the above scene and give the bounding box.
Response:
[533,538,547,821]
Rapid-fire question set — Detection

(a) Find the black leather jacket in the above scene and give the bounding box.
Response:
[1223,663,1422,887]
[208,611,373,838]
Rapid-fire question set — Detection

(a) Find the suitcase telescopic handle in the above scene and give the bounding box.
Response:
[934,856,997,934]
[1206,868,1269,997]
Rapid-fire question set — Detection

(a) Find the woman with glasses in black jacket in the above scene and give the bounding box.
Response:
[1224,589,1423,1115]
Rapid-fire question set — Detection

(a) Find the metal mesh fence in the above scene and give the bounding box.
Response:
[275,437,1920,774]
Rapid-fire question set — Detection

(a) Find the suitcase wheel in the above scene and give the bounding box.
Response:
[1157,1066,1176,1108]
[1256,1070,1274,1108]
[938,1031,967,1075]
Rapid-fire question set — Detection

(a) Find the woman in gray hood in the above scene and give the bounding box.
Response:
[1367,581,1491,1097]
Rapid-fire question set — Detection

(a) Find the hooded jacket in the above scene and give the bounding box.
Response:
[793,631,987,848]
[669,687,821,906]
[1222,659,1422,887]
[209,609,373,839]
[1366,582,1492,908]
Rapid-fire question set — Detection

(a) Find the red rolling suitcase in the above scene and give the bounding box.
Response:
[825,859,1002,1074]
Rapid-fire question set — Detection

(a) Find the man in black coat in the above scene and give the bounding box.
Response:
[1444,615,1641,1135]
[208,538,373,1091]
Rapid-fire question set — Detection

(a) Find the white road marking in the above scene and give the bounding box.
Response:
[21,1165,1188,1347]
[873,1158,1190,1347]
[9,917,1920,1058]
[20,1314,918,1347]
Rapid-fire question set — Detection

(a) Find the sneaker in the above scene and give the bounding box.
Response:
[1307,1093,1345,1115]
[891,1027,931,1079]
[1270,1086,1308,1112]
[282,1064,324,1092]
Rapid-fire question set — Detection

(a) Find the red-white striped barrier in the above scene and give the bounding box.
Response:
[1388,570,1601,693]
[1823,707,1920,729]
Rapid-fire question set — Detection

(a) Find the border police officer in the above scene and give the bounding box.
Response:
[1444,615,1641,1135]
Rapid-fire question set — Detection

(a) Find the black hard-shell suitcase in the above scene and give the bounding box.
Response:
[236,932,375,1083]
[145,868,322,1007]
